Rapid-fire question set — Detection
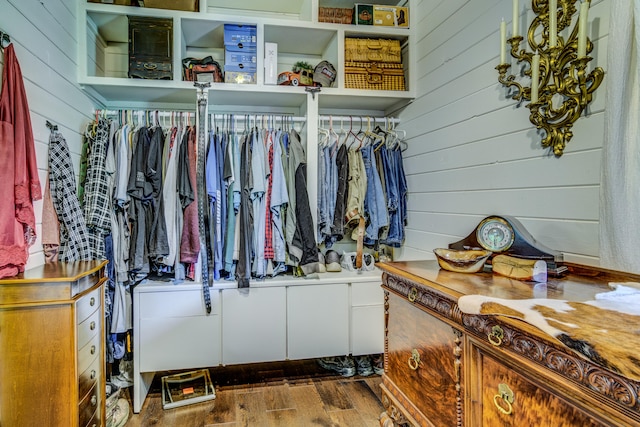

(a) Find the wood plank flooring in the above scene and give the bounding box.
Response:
[122,359,385,426]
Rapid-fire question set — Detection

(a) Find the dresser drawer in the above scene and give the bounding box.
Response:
[79,382,101,427]
[78,308,100,349]
[386,292,460,426]
[470,340,608,426]
[77,287,101,325]
[78,332,100,376]
[79,355,101,403]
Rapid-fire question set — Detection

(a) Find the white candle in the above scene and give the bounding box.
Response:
[577,1,590,58]
[531,53,540,102]
[549,0,557,47]
[512,0,519,38]
[500,19,507,64]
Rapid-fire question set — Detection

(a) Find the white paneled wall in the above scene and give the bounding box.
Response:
[0,0,98,268]
[395,0,608,265]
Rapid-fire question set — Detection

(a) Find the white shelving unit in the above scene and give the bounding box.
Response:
[78,0,415,112]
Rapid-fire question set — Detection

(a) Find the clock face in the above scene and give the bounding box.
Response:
[476,217,515,252]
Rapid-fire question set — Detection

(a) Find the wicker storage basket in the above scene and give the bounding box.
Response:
[345,38,402,64]
[345,61,405,91]
[318,7,354,24]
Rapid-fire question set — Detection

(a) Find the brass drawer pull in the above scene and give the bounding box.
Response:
[91,395,97,406]
[408,287,418,302]
[90,345,96,355]
[143,63,158,70]
[493,383,514,415]
[407,349,421,370]
[90,297,95,306]
[488,325,504,346]
[90,370,96,380]
[90,321,96,331]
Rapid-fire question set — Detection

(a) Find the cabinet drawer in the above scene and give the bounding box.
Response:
[78,382,100,427]
[471,341,608,426]
[78,332,100,376]
[139,314,220,371]
[78,308,100,349]
[140,287,219,318]
[386,292,459,426]
[77,286,101,324]
[352,281,383,306]
[79,356,101,403]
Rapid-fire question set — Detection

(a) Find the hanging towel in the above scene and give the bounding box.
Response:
[0,44,42,278]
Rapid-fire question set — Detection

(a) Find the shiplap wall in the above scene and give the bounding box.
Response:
[394,0,608,266]
[0,0,98,269]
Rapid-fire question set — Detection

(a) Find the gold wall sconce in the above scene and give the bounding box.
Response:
[496,0,604,157]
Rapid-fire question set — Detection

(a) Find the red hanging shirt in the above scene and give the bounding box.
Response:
[0,44,42,278]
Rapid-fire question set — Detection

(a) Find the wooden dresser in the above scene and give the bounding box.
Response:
[0,260,108,427]
[377,260,640,427]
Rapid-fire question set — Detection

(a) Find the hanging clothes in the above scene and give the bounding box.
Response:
[237,132,253,288]
[286,129,319,275]
[83,117,112,260]
[47,130,93,262]
[0,44,42,278]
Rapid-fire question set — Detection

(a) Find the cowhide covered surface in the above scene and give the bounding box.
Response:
[458,282,640,382]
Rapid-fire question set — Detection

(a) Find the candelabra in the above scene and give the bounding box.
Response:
[496,0,604,157]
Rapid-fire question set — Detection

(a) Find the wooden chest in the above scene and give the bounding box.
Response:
[378,260,640,427]
[128,16,173,80]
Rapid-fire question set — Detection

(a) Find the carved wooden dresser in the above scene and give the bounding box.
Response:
[377,260,640,427]
[0,260,108,427]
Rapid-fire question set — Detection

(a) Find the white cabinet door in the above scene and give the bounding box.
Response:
[287,283,349,360]
[222,287,287,365]
[138,287,221,372]
[351,305,384,356]
[351,281,384,356]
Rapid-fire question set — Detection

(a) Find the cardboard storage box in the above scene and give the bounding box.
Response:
[224,24,257,50]
[225,71,256,84]
[225,50,257,69]
[373,6,409,27]
[143,0,198,12]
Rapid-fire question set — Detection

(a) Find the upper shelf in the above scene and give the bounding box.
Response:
[80,0,415,112]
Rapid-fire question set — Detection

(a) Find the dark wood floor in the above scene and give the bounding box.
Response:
[121,359,385,426]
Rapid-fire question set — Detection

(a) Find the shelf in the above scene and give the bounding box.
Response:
[81,0,415,112]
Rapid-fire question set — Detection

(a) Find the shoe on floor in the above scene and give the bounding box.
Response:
[318,356,355,377]
[372,354,384,375]
[354,355,374,376]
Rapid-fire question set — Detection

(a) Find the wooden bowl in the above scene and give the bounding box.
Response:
[433,248,492,273]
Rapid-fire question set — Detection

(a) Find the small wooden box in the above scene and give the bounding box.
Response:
[345,61,405,91]
[128,16,173,80]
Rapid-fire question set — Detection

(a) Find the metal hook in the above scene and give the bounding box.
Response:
[0,30,11,51]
